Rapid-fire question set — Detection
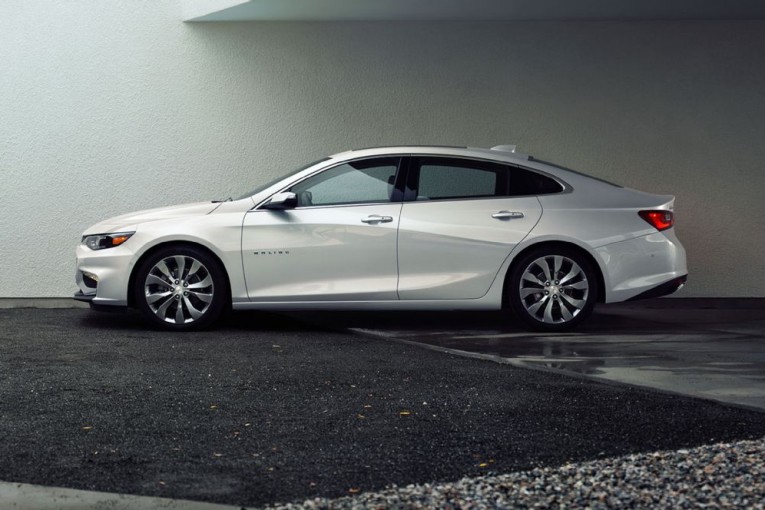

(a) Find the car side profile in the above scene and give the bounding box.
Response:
[74,145,687,331]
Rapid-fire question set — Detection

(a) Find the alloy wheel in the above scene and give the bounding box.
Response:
[144,255,214,325]
[519,255,589,324]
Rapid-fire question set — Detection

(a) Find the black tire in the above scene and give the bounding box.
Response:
[134,245,227,331]
[507,246,598,332]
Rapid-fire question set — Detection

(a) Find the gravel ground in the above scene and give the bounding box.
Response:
[266,437,765,509]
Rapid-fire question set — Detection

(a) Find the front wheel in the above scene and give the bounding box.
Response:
[508,247,598,332]
[134,245,227,330]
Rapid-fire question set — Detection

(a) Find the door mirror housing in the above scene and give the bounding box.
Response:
[262,192,297,210]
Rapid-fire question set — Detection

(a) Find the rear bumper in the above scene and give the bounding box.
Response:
[595,228,687,303]
[627,274,688,301]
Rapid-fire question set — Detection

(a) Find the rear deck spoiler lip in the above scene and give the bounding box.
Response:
[655,194,676,210]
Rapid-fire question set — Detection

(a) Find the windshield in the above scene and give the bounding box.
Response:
[235,157,331,200]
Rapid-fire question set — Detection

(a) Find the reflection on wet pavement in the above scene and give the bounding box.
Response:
[297,299,765,410]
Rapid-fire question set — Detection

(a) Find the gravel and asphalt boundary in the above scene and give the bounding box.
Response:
[266,437,765,509]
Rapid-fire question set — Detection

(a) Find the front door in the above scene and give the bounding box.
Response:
[241,157,403,301]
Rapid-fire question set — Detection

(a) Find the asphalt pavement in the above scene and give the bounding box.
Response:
[0,308,764,508]
[296,299,765,410]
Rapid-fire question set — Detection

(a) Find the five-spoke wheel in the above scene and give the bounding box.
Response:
[508,247,598,331]
[135,246,226,330]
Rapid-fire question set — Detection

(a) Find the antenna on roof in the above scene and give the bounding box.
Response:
[489,144,529,160]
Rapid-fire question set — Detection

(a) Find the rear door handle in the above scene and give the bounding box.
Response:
[492,210,524,220]
[361,215,393,224]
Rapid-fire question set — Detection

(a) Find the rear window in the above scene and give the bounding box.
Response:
[529,157,623,188]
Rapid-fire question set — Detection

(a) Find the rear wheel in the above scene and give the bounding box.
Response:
[134,245,226,330]
[508,246,598,331]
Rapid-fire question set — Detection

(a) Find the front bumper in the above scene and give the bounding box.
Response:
[73,290,95,303]
[75,242,135,307]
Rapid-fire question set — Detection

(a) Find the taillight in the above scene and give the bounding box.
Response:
[639,210,674,231]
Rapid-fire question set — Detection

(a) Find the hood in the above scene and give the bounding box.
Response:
[83,202,220,234]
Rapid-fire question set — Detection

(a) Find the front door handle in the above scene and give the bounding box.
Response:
[361,215,394,224]
[492,210,524,220]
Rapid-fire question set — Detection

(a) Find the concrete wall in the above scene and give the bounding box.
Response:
[1,0,764,298]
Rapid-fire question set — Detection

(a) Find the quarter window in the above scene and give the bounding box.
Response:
[510,167,564,195]
[290,157,400,207]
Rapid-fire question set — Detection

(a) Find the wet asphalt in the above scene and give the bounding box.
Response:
[0,308,764,507]
[299,299,765,410]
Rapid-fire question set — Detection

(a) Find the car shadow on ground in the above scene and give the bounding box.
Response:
[77,300,762,338]
[78,307,309,333]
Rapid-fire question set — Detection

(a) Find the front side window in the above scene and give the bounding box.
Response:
[236,157,331,200]
[290,157,400,207]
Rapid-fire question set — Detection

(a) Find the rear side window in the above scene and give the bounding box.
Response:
[407,157,563,200]
[409,157,509,200]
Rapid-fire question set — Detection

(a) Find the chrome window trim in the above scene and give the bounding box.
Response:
[251,152,573,212]
[405,153,572,200]
[248,201,397,212]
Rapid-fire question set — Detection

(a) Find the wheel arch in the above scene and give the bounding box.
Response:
[501,240,606,307]
[127,241,232,308]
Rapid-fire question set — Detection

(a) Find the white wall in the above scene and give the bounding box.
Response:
[1,1,764,298]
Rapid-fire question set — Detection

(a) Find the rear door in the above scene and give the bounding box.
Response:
[397,156,542,300]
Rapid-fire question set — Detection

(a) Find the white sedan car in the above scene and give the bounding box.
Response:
[75,145,687,331]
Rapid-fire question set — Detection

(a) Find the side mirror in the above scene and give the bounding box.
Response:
[262,191,297,210]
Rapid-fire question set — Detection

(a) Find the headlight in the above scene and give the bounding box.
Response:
[81,232,134,250]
